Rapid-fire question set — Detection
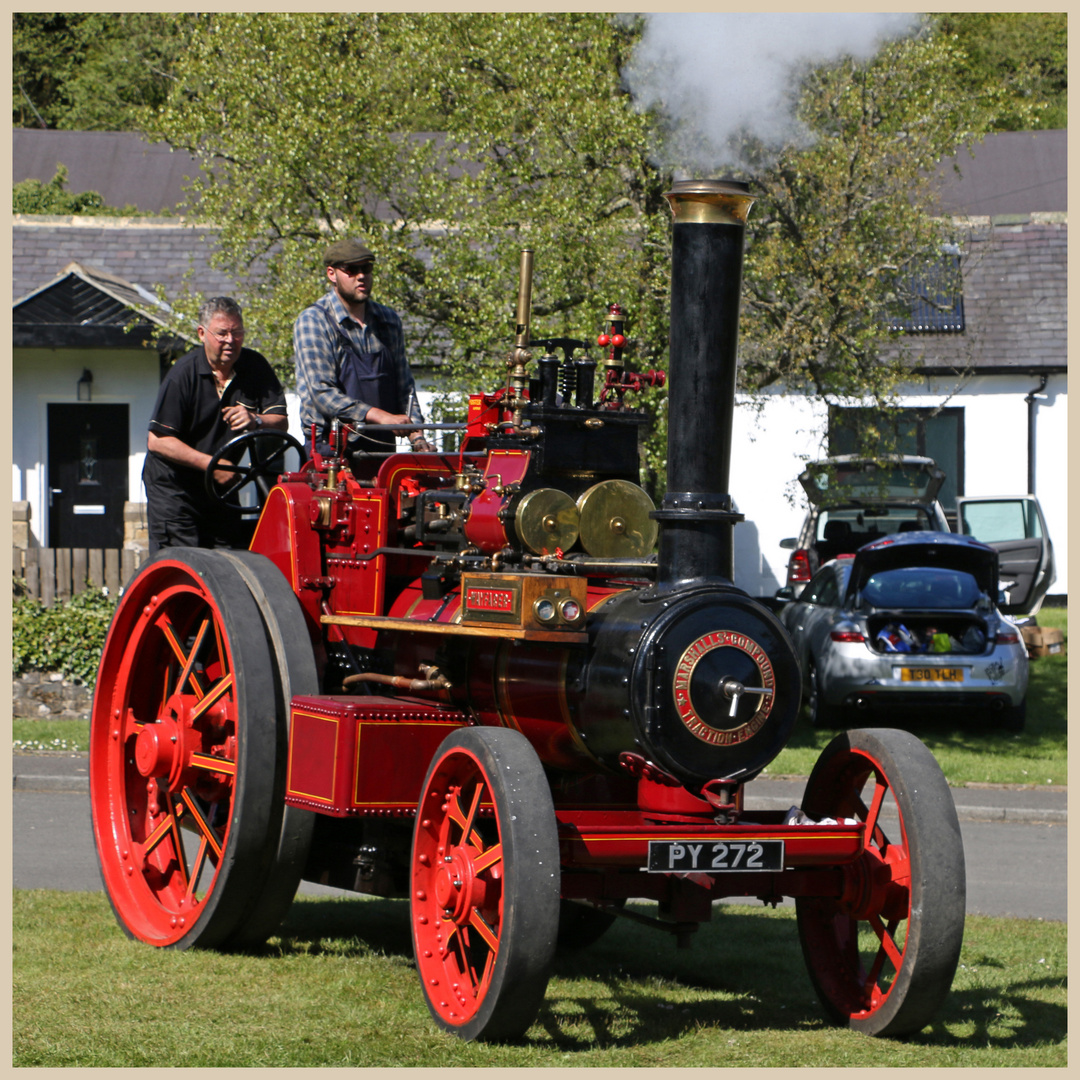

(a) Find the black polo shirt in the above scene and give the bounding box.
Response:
[143,345,286,530]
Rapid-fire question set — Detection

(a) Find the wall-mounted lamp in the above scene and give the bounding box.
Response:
[77,368,93,402]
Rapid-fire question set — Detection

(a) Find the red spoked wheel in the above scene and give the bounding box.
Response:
[90,548,306,949]
[796,728,966,1036]
[412,728,560,1042]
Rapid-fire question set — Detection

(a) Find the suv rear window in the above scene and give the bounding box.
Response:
[814,507,931,543]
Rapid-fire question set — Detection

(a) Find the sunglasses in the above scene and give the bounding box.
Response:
[337,262,374,277]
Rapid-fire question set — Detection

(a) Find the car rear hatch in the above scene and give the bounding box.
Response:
[799,455,945,508]
[845,532,1000,655]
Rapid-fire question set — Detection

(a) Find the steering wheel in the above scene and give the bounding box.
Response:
[205,429,307,517]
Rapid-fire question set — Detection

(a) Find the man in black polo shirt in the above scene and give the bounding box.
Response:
[143,296,288,553]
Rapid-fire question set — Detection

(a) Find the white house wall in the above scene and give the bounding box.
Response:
[727,374,1068,601]
[13,347,161,547]
[729,392,828,598]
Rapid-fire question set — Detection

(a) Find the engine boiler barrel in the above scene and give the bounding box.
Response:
[575,585,801,789]
[656,180,755,588]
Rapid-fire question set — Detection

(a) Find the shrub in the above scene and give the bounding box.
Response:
[12,587,118,685]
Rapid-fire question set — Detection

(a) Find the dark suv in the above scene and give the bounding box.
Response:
[779,456,950,598]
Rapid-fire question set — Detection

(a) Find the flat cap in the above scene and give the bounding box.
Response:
[323,237,376,266]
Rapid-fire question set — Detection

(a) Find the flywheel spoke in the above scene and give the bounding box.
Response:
[467,908,500,953]
[160,616,211,700]
[867,915,905,973]
[180,789,225,860]
[862,779,890,850]
[471,843,502,874]
[448,781,486,850]
[188,674,234,724]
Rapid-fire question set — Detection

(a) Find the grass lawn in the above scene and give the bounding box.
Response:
[12,890,1066,1067]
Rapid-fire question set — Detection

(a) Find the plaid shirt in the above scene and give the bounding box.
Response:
[293,289,424,441]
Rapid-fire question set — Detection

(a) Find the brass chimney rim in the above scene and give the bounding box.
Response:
[664,179,755,226]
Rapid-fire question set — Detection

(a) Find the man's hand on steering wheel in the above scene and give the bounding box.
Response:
[204,429,307,517]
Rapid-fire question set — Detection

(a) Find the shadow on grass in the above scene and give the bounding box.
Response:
[269,897,1066,1051]
[538,910,1066,1050]
[270,895,414,960]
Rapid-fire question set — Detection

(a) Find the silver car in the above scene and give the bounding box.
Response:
[778,530,1029,731]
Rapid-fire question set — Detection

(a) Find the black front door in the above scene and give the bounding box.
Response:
[47,403,129,547]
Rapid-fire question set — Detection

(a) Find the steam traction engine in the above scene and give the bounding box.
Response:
[90,181,965,1041]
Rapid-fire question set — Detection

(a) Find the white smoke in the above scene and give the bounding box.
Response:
[624,12,922,172]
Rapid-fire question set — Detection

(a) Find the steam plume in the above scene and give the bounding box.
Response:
[624,12,921,171]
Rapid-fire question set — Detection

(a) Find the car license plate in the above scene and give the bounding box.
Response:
[646,839,784,873]
[899,667,964,682]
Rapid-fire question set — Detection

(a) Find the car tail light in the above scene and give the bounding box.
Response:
[830,630,866,643]
[996,630,1020,645]
[787,549,812,584]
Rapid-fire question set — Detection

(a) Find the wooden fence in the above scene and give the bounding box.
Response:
[13,547,148,606]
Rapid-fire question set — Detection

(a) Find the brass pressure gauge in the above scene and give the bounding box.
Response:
[576,479,658,559]
[514,488,580,555]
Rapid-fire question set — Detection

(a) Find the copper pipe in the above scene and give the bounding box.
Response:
[342,666,452,692]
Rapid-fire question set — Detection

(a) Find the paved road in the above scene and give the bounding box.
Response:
[13,755,1067,921]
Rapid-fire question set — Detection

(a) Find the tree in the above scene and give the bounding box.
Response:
[738,33,1007,398]
[144,14,1036,478]
[13,13,194,130]
[146,14,672,386]
[935,13,1067,131]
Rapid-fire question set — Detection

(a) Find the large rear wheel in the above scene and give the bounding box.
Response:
[411,728,560,1041]
[89,549,308,949]
[796,728,965,1036]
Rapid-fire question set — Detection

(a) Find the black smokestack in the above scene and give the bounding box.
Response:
[655,179,755,589]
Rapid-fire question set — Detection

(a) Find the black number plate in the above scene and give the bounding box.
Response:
[646,839,784,873]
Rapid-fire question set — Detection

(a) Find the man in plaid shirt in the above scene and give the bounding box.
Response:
[293,237,434,465]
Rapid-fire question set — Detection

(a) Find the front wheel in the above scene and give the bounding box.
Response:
[411,728,560,1041]
[796,728,965,1037]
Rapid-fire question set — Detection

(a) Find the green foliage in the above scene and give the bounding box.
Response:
[13,13,195,130]
[12,587,117,685]
[12,891,1067,1065]
[145,14,670,394]
[143,14,1049,476]
[935,13,1067,131]
[12,164,139,217]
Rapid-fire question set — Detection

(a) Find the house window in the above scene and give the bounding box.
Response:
[890,251,965,333]
[828,406,965,513]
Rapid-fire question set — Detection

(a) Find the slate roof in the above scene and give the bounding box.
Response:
[934,129,1066,216]
[885,214,1067,374]
[13,260,194,353]
[13,129,203,214]
[14,127,1067,219]
[12,214,254,306]
[12,129,1066,373]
